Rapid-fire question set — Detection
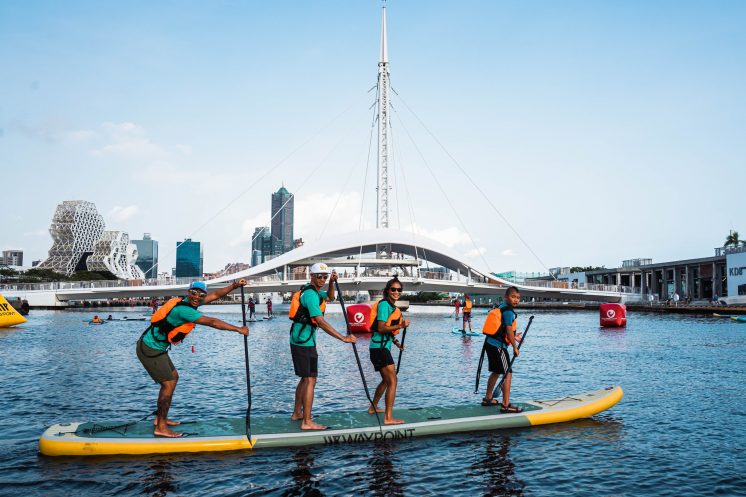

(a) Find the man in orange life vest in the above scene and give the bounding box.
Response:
[289,263,356,430]
[136,280,250,438]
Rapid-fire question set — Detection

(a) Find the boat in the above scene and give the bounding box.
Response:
[38,386,622,456]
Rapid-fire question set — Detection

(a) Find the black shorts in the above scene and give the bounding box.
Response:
[486,343,510,375]
[463,312,472,322]
[291,344,318,378]
[369,347,395,372]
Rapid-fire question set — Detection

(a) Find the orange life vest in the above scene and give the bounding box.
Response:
[288,284,327,345]
[463,299,473,312]
[289,284,327,325]
[148,297,197,345]
[370,299,401,347]
[482,305,517,344]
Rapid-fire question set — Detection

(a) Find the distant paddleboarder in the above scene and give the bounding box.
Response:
[462,294,473,332]
[247,297,256,321]
[136,280,250,438]
[266,297,273,318]
[454,298,461,319]
[288,263,356,430]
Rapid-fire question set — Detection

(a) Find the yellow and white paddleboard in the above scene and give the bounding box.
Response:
[0,294,26,327]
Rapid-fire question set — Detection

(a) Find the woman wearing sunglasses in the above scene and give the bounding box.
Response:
[368,276,410,425]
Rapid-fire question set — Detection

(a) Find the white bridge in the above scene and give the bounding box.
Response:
[1,229,639,307]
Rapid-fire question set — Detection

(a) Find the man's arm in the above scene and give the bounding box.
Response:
[325,271,337,302]
[195,316,249,336]
[203,279,247,305]
[313,315,355,343]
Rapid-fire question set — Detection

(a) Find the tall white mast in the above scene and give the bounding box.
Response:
[376,3,391,229]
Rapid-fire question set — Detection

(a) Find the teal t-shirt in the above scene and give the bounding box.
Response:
[290,288,328,347]
[370,300,399,350]
[142,298,203,352]
[486,304,516,349]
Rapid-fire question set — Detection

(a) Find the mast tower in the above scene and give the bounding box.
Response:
[376,3,391,229]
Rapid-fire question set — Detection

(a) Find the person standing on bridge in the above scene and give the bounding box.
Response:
[289,263,356,430]
[136,280,250,438]
[368,276,409,424]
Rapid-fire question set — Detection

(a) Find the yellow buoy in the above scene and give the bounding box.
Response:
[0,294,27,327]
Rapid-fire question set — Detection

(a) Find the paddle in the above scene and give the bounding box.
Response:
[333,279,383,431]
[396,326,407,374]
[492,315,534,400]
[240,286,252,444]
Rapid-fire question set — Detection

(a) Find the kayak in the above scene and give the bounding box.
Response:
[452,327,481,337]
[731,316,746,323]
[38,386,623,457]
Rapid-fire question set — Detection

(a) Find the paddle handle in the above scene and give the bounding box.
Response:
[474,340,487,394]
[492,315,534,399]
[334,279,383,430]
[396,327,407,374]
[240,286,252,441]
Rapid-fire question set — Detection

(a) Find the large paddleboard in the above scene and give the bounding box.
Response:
[452,327,481,337]
[39,386,623,456]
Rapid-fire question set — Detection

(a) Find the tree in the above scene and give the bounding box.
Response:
[570,266,606,273]
[724,230,744,248]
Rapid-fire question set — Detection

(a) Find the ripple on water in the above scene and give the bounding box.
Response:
[0,307,744,496]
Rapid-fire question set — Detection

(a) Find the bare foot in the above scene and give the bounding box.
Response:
[384,418,405,425]
[153,427,183,438]
[300,420,328,430]
[154,418,181,426]
[368,406,384,414]
[290,413,303,421]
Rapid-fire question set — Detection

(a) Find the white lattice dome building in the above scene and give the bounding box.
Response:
[37,201,105,276]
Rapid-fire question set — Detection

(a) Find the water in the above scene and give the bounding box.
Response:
[1,305,745,496]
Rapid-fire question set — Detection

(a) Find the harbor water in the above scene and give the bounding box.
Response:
[1,305,744,496]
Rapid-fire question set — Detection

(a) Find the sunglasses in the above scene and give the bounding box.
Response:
[312,273,329,279]
[389,287,403,293]
[188,289,206,296]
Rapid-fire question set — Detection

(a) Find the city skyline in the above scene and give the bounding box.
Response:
[1,1,744,275]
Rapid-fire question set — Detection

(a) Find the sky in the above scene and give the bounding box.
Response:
[1,0,744,275]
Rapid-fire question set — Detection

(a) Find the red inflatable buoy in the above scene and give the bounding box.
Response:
[346,303,373,334]
[600,303,626,327]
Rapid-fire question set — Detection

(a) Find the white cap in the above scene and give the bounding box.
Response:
[309,262,331,274]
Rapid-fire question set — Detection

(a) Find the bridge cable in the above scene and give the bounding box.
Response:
[140,92,370,279]
[392,93,558,280]
[390,106,493,275]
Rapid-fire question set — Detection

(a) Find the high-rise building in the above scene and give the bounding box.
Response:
[271,186,294,255]
[2,250,23,266]
[37,200,106,276]
[175,239,203,278]
[133,233,159,278]
[251,227,270,266]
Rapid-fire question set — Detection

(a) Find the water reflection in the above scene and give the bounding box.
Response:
[366,441,405,497]
[141,460,176,497]
[470,434,524,497]
[282,448,322,497]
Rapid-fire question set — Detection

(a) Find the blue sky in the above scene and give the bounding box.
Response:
[1,1,744,274]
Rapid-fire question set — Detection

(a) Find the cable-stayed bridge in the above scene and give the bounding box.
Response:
[1,229,640,307]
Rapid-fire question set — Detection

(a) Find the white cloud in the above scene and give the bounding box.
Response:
[108,205,139,222]
[501,249,517,256]
[296,192,370,240]
[466,247,487,258]
[404,223,472,248]
[88,122,183,160]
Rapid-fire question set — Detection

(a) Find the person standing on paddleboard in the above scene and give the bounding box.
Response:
[368,276,409,424]
[454,298,461,319]
[136,280,250,438]
[462,294,473,332]
[289,263,356,430]
[247,297,256,321]
[481,287,523,413]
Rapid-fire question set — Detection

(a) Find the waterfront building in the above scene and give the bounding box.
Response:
[535,252,730,301]
[2,250,23,266]
[132,233,158,278]
[271,186,294,255]
[175,239,202,278]
[723,245,746,300]
[37,201,106,276]
[87,231,145,280]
